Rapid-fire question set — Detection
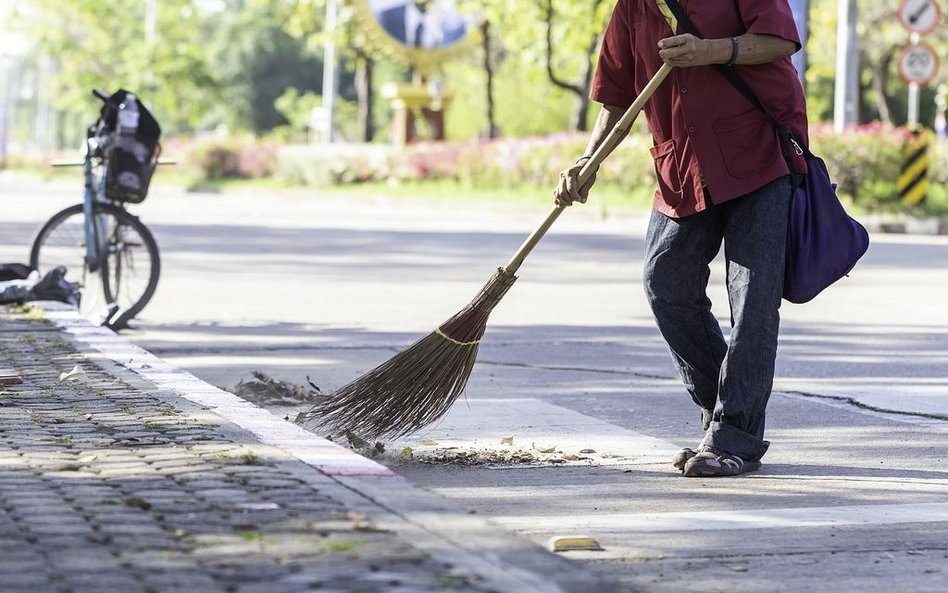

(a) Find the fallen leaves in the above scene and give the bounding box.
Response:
[406,440,597,467]
[327,430,617,468]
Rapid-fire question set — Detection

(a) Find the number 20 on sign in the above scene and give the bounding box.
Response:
[898,41,939,86]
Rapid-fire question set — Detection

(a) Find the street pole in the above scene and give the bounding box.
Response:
[908,84,920,128]
[833,0,858,132]
[321,0,338,144]
[145,0,157,93]
[907,32,921,128]
[0,57,11,167]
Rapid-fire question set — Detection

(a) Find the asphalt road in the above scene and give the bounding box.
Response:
[4,173,948,592]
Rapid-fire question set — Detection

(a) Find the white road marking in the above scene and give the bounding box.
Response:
[494,502,948,534]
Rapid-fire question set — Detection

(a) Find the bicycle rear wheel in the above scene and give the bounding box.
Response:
[30,202,160,329]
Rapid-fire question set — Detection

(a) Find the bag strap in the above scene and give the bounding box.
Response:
[662,0,809,161]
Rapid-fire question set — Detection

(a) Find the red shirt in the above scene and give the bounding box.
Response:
[591,0,809,218]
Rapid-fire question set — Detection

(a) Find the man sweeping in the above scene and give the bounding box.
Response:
[554,0,809,477]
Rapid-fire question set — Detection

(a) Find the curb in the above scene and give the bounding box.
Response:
[862,216,948,236]
[36,301,624,593]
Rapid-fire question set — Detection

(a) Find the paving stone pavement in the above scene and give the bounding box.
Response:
[0,305,615,593]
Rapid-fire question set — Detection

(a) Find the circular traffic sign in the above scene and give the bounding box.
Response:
[898,42,939,85]
[898,0,942,34]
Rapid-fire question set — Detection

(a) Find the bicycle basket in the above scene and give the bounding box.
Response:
[99,89,162,204]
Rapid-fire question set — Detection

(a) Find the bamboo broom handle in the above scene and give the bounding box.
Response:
[503,63,673,276]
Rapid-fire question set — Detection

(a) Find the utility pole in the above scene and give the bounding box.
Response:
[833,0,859,132]
[145,0,157,92]
[321,0,338,143]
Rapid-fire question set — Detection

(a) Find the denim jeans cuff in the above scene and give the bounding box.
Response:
[701,409,712,431]
[701,421,770,462]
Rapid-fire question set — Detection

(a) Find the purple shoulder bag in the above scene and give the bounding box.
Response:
[664,0,870,304]
[782,142,869,303]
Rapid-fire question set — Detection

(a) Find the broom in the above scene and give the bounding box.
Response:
[297,63,673,440]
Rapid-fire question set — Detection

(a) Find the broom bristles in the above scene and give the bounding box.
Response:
[297,268,517,440]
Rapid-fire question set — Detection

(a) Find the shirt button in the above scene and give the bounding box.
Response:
[681,87,688,93]
[688,126,696,133]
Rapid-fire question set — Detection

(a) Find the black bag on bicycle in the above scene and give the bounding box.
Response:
[97,89,162,204]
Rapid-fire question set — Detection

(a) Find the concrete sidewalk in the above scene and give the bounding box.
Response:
[0,303,621,593]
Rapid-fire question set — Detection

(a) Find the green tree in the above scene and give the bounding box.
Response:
[208,0,329,135]
[283,0,383,142]
[460,0,610,133]
[538,0,610,131]
[14,0,219,140]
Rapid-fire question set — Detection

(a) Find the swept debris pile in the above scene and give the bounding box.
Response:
[234,373,624,467]
[231,371,323,406]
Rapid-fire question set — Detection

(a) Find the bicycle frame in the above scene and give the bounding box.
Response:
[81,135,112,270]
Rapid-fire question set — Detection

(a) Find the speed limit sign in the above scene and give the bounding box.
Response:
[898,42,939,85]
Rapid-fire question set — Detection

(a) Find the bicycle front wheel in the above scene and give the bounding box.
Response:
[30,202,160,329]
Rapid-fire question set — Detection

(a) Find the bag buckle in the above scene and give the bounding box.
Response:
[789,137,804,156]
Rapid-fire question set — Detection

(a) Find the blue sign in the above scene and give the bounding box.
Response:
[370,0,468,49]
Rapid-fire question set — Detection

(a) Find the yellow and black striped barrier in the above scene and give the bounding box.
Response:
[899,130,930,206]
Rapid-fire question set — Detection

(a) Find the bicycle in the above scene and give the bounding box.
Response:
[30,89,162,330]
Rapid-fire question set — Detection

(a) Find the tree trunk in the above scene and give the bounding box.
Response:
[543,0,605,131]
[569,32,600,131]
[481,19,500,138]
[355,49,375,142]
[871,49,894,125]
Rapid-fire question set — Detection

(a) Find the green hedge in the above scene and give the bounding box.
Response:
[183,126,948,215]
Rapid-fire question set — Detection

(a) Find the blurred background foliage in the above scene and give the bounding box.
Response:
[1,0,946,214]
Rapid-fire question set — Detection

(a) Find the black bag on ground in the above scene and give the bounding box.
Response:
[0,263,35,304]
[0,263,32,282]
[27,266,80,306]
[0,265,79,306]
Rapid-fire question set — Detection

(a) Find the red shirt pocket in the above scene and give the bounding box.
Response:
[712,109,780,179]
[649,138,683,207]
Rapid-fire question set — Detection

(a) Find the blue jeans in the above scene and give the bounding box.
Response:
[643,177,792,462]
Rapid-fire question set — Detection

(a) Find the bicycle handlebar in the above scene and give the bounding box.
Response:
[50,157,179,167]
[92,89,109,102]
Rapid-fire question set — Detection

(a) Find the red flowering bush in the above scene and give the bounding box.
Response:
[182,124,945,216]
[189,138,279,180]
[389,132,656,193]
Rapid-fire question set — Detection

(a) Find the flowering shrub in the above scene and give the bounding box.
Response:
[189,138,279,180]
[387,132,656,193]
[929,136,948,185]
[183,125,946,215]
[394,141,470,180]
[391,124,943,214]
[809,123,910,212]
[275,143,393,186]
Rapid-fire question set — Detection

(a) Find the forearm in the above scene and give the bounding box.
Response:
[580,104,629,163]
[659,33,797,67]
[713,33,797,65]
[555,103,626,207]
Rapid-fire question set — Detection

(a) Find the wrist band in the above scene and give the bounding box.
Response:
[726,37,739,67]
